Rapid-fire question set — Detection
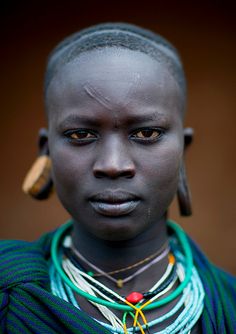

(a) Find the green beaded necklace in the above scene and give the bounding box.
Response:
[51,219,193,312]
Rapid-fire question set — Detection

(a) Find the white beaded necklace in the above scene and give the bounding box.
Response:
[49,238,205,334]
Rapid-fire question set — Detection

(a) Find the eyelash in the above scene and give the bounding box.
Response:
[63,129,98,144]
[63,127,164,144]
[130,127,164,143]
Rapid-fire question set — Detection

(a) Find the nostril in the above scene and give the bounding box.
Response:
[123,169,135,179]
[93,170,107,178]
[93,167,135,179]
[125,174,134,179]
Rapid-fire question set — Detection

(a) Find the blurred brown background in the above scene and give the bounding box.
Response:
[1,1,236,274]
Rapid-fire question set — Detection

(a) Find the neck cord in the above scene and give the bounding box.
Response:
[62,256,150,328]
[51,254,177,332]
[122,260,204,334]
[69,239,169,277]
[63,249,177,301]
[62,258,125,330]
[63,254,175,304]
[51,219,193,311]
[50,247,204,334]
[65,237,170,288]
[63,257,178,334]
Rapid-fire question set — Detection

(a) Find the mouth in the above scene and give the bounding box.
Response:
[89,190,141,217]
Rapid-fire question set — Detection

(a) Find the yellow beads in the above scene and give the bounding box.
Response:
[116,279,123,288]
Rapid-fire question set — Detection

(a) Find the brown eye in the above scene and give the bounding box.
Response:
[70,131,95,140]
[134,129,161,140]
[64,129,97,143]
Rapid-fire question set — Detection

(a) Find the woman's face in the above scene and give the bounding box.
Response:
[46,48,184,241]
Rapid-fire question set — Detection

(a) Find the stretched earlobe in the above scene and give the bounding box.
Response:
[38,128,49,154]
[177,127,194,216]
[22,128,54,200]
[183,127,194,149]
[177,162,192,216]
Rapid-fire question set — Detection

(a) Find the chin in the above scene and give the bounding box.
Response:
[91,220,146,242]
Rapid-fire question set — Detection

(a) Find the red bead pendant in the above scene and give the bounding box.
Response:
[126,292,144,304]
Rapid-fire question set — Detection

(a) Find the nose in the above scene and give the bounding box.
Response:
[93,136,135,179]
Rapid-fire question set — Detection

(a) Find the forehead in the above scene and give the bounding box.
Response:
[46,48,183,121]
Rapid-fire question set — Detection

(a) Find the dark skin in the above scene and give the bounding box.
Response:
[42,48,200,332]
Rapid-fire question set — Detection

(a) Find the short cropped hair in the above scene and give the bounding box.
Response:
[44,22,187,112]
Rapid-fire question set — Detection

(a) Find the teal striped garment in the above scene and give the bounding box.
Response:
[0,227,236,333]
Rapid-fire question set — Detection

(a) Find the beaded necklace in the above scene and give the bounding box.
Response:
[51,220,193,312]
[50,258,179,332]
[61,253,177,331]
[63,248,177,301]
[50,224,204,334]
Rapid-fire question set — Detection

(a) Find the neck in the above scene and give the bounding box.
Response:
[71,216,169,294]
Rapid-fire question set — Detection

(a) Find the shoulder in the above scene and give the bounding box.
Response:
[188,236,236,288]
[0,231,53,263]
[185,235,236,332]
[0,238,39,255]
[0,232,53,290]
[188,236,236,332]
[209,265,236,301]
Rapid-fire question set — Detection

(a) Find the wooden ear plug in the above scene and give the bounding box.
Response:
[22,155,53,200]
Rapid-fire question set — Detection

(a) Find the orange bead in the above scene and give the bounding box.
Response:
[169,254,175,264]
[126,292,143,304]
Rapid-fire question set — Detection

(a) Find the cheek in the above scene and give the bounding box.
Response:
[50,145,92,194]
[140,142,182,190]
[141,145,182,219]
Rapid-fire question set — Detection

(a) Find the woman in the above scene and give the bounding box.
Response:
[0,23,235,334]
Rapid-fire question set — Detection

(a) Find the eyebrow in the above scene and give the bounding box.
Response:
[57,112,168,129]
[126,113,169,125]
[58,114,102,128]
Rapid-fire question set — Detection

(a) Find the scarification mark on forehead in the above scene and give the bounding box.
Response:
[83,83,113,111]
[83,71,142,112]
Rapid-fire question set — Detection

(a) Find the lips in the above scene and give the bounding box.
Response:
[89,190,140,217]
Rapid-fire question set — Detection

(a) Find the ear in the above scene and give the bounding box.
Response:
[38,127,49,156]
[22,127,53,200]
[176,127,194,216]
[183,127,194,150]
